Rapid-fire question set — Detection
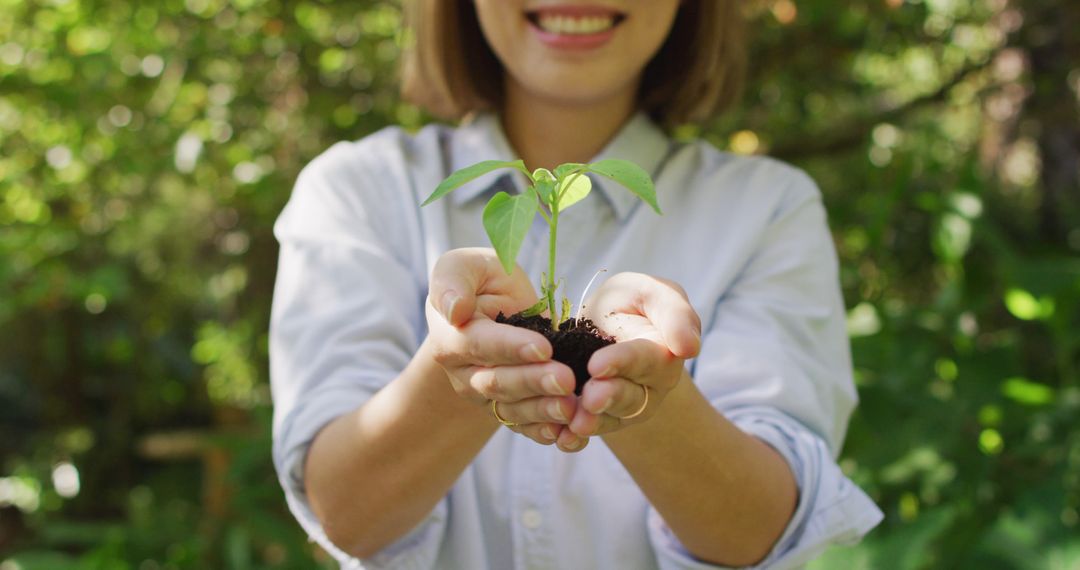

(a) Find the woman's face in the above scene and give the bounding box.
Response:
[472,0,681,108]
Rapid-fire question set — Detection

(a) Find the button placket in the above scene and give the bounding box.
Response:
[521,507,543,529]
[518,444,557,570]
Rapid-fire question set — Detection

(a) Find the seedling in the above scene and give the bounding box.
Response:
[422,159,661,331]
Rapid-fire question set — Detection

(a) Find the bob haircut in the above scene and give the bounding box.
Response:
[401,0,746,130]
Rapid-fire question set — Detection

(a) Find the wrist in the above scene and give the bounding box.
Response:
[413,338,501,428]
[601,369,695,447]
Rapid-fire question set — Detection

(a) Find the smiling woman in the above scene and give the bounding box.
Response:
[270,0,882,568]
[402,0,745,130]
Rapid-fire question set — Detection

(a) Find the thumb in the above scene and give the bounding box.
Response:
[643,277,702,359]
[429,248,492,327]
[436,289,474,328]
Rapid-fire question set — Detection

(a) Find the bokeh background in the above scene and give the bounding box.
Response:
[2,0,1078,568]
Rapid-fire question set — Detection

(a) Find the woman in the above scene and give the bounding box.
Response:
[270,1,882,568]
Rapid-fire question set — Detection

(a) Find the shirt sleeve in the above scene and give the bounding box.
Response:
[270,139,446,569]
[646,167,883,569]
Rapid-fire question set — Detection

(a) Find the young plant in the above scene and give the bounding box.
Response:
[422,159,661,331]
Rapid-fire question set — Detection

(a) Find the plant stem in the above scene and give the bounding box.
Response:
[547,204,559,331]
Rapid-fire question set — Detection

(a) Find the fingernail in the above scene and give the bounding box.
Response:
[441,292,460,321]
[548,401,567,422]
[563,437,580,450]
[521,343,547,363]
[542,373,565,395]
[597,366,616,378]
[597,396,614,414]
[540,426,556,440]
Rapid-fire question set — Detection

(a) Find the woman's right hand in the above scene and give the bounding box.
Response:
[425,248,587,452]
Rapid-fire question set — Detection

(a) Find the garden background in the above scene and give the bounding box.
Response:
[1,0,1078,568]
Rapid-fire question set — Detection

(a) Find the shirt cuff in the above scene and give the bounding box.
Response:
[646,406,883,569]
[272,386,447,569]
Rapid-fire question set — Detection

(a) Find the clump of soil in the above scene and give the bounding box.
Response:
[496,312,615,395]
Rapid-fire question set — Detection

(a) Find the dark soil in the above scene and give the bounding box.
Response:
[496,312,615,395]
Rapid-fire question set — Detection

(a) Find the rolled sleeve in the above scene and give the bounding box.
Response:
[729,407,881,568]
[270,137,443,567]
[646,407,882,570]
[649,168,882,568]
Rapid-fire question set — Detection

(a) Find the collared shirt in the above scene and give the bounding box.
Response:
[270,112,883,570]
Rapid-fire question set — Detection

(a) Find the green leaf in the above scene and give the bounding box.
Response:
[587,159,661,214]
[533,167,557,205]
[554,163,587,178]
[422,160,526,206]
[557,171,592,210]
[521,299,548,317]
[559,296,572,325]
[1002,377,1055,406]
[482,191,537,275]
[1004,288,1054,321]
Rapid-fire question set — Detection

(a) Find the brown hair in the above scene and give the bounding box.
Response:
[400,0,746,130]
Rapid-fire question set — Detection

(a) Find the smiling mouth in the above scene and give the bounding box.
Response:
[525,9,627,36]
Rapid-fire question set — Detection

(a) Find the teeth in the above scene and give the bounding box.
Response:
[537,14,615,35]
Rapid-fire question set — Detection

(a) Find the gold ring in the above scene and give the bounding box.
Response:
[491,400,518,427]
[618,384,649,420]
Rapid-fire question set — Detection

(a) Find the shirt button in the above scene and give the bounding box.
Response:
[521,508,543,529]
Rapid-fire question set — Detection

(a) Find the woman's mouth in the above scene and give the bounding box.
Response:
[525,6,627,49]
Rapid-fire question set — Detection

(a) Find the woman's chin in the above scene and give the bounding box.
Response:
[508,66,636,108]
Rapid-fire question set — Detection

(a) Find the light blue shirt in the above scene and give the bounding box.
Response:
[270,112,883,569]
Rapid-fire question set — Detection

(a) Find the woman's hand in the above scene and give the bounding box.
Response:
[568,272,702,437]
[425,248,587,452]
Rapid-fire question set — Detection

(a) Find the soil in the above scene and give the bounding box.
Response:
[496,312,615,395]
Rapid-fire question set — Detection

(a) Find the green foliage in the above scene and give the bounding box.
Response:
[583,159,660,214]
[555,170,593,211]
[559,297,574,328]
[1,0,1077,568]
[424,158,658,329]
[421,159,528,206]
[481,189,538,276]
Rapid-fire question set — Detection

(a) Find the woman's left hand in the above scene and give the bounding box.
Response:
[566,272,702,438]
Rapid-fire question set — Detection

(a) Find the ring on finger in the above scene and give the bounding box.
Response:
[491,400,518,427]
[616,384,649,420]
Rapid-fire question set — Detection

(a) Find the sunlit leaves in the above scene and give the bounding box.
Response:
[978,428,1004,455]
[846,302,882,337]
[192,322,258,407]
[1004,288,1055,321]
[934,213,972,261]
[556,171,592,210]
[1001,377,1055,406]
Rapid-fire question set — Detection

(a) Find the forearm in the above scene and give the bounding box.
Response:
[304,338,499,557]
[603,371,798,566]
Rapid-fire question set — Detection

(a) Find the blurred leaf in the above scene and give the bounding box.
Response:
[1005,288,1055,321]
[1002,377,1055,406]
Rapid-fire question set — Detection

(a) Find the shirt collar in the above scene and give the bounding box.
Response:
[448,111,672,221]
